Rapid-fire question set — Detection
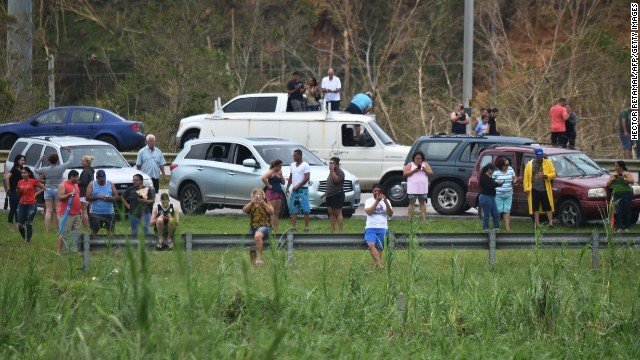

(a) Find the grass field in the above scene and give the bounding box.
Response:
[1,213,639,358]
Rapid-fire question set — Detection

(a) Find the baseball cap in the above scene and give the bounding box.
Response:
[365,92,372,98]
[534,148,544,158]
[96,169,106,180]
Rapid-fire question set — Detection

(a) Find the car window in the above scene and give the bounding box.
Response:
[234,145,257,165]
[71,110,103,123]
[8,141,28,161]
[418,141,458,161]
[255,97,278,112]
[341,125,359,147]
[205,143,231,162]
[479,154,493,169]
[223,98,255,112]
[254,144,324,166]
[43,146,57,166]
[549,153,603,177]
[459,142,492,163]
[61,145,129,168]
[36,109,66,125]
[25,144,44,166]
[184,143,209,160]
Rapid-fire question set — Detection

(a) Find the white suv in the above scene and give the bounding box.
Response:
[3,136,153,197]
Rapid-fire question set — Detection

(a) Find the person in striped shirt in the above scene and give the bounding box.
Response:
[492,157,517,232]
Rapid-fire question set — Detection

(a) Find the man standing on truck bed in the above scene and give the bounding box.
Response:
[322,68,342,111]
[287,71,306,112]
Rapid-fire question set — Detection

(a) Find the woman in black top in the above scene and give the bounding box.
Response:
[479,163,504,232]
[79,155,95,231]
[5,155,26,231]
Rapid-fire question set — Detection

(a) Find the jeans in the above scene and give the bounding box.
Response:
[7,192,19,224]
[130,213,151,236]
[614,192,633,229]
[17,203,37,241]
[479,194,500,230]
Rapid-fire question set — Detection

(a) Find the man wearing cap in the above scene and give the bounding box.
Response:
[321,68,342,111]
[523,148,556,227]
[345,92,373,115]
[287,71,306,112]
[86,170,118,236]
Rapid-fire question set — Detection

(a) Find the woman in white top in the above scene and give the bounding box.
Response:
[492,157,517,232]
[403,151,433,221]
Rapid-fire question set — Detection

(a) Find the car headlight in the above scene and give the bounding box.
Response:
[354,179,359,187]
[143,179,154,188]
[632,185,640,196]
[587,188,607,198]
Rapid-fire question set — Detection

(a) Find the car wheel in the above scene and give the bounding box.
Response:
[383,174,409,207]
[97,135,119,149]
[179,183,206,215]
[0,134,17,150]
[343,210,354,219]
[181,130,200,148]
[558,199,584,227]
[431,182,466,215]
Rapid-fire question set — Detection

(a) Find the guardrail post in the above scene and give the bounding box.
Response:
[83,233,90,272]
[287,230,294,266]
[488,230,496,269]
[185,232,193,268]
[591,230,600,270]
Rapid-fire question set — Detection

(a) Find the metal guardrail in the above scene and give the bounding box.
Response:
[77,231,640,271]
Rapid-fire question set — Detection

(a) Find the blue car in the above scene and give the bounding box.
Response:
[0,106,146,151]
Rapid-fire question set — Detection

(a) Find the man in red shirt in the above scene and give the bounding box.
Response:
[549,98,569,146]
[57,170,82,255]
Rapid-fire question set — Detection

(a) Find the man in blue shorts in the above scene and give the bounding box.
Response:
[364,184,393,268]
[286,149,311,232]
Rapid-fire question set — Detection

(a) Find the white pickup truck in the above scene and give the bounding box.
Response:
[176,93,289,148]
[175,93,411,206]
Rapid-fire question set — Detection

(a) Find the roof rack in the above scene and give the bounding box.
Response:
[431,133,487,139]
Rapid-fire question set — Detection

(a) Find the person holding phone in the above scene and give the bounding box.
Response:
[243,188,274,265]
[524,148,556,228]
[607,160,635,232]
[364,184,393,269]
[322,157,345,233]
[403,151,432,221]
[479,163,504,232]
[150,193,180,249]
[121,173,156,236]
[86,170,118,236]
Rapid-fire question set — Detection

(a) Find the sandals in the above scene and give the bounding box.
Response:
[156,241,164,249]
[167,238,174,250]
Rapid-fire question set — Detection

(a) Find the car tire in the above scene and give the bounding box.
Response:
[431,182,466,215]
[179,183,206,215]
[383,174,409,207]
[558,199,584,227]
[343,210,354,219]
[97,135,119,150]
[181,130,200,148]
[0,134,17,150]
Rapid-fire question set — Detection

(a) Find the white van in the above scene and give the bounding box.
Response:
[200,107,410,206]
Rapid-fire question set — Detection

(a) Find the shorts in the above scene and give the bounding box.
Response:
[408,194,429,200]
[620,131,632,151]
[289,187,310,215]
[495,193,512,213]
[90,213,116,232]
[249,226,271,238]
[364,228,388,250]
[531,189,552,212]
[326,192,345,209]
[58,213,82,234]
[44,187,58,200]
[266,189,282,201]
[80,197,88,204]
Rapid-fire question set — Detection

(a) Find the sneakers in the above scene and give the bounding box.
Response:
[303,227,310,232]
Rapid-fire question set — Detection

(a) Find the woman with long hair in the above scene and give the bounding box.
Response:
[607,160,635,232]
[16,166,45,243]
[5,154,26,231]
[34,147,74,233]
[305,77,321,111]
[479,163,504,232]
[79,155,95,232]
[242,188,274,265]
[261,159,285,232]
[403,151,432,221]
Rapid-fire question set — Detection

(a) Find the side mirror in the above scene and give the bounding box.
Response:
[243,158,259,168]
[29,120,39,126]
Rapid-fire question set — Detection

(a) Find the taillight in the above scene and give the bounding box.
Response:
[130,123,140,132]
[169,163,178,171]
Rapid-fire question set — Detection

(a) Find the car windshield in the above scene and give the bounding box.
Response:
[254,144,325,166]
[549,153,603,177]
[62,145,130,169]
[368,121,396,145]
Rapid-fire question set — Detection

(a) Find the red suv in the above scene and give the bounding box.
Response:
[466,145,640,227]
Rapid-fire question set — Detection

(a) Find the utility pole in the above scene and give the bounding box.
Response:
[48,55,55,108]
[6,0,33,101]
[463,0,474,133]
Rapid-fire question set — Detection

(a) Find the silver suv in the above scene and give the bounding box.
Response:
[169,137,362,216]
[3,136,153,196]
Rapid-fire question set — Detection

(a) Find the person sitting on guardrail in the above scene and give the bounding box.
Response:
[150,193,179,249]
[364,184,393,269]
[242,188,274,266]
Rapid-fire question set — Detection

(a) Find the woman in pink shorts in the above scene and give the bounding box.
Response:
[261,159,286,232]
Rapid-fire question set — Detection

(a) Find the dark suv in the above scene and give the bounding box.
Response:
[403,134,536,214]
[466,145,640,227]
